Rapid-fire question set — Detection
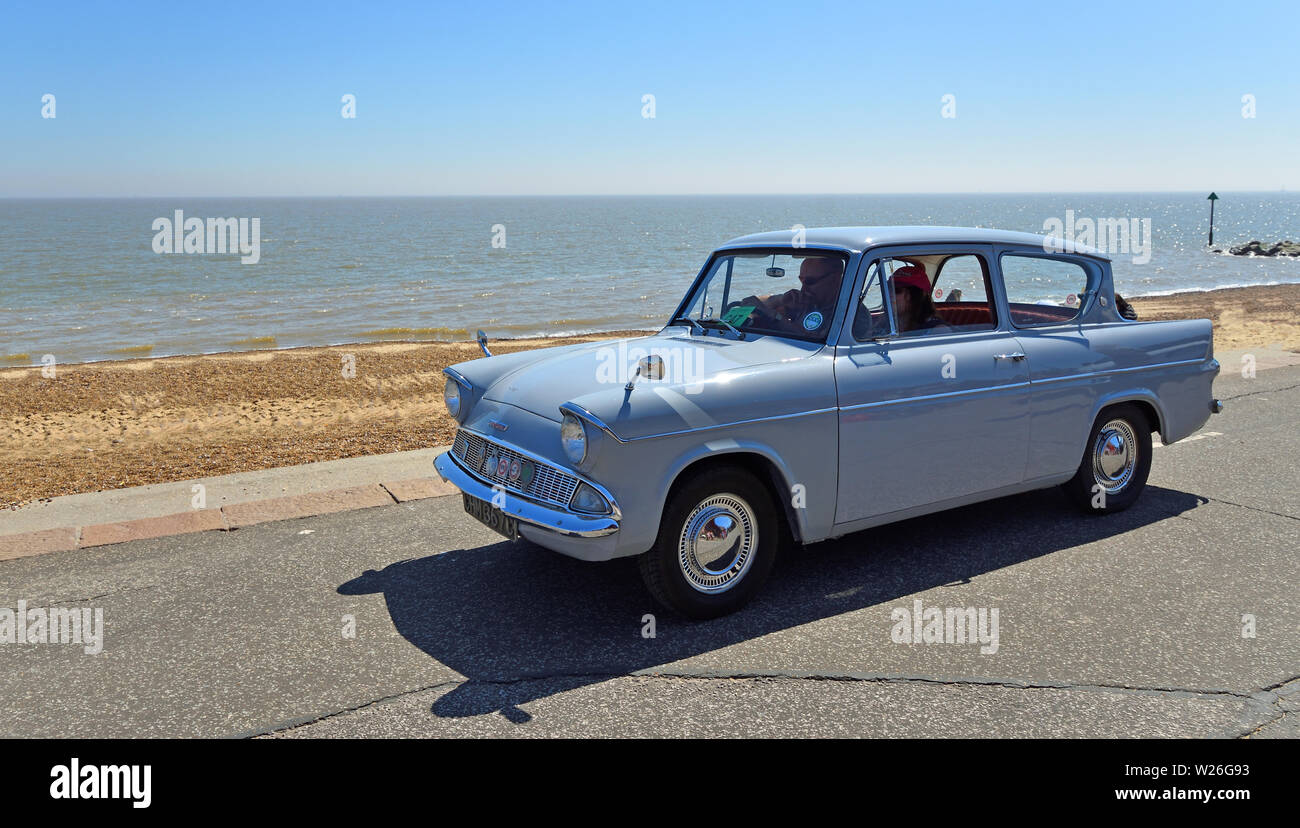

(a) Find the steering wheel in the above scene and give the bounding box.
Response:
[726,297,779,328]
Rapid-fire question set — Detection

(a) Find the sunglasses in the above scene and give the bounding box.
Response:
[801,265,839,282]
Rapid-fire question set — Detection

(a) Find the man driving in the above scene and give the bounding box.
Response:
[742,256,844,335]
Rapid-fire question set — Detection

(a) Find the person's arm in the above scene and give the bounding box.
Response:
[765,288,804,319]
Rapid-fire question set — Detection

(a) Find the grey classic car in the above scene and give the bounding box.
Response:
[434,227,1222,618]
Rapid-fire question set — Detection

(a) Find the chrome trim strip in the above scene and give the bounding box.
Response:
[443,366,472,390]
[1028,357,1205,386]
[558,357,1212,441]
[840,381,1032,412]
[458,425,622,521]
[715,241,856,253]
[880,260,899,339]
[435,452,619,538]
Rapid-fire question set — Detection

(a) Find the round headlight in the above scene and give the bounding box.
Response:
[561,413,587,464]
[443,377,461,419]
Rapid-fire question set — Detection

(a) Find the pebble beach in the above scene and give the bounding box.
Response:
[1,284,1296,510]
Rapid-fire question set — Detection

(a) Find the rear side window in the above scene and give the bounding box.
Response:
[1000,254,1091,327]
[932,254,997,332]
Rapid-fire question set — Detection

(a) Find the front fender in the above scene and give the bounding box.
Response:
[654,438,809,543]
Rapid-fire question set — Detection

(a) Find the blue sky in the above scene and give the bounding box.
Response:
[1,0,1296,196]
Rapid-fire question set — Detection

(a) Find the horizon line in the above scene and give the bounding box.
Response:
[0,189,1285,200]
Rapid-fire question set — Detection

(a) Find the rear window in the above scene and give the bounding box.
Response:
[1000,254,1091,327]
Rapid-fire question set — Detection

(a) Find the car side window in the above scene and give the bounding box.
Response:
[930,254,997,333]
[851,260,888,341]
[860,253,998,339]
[1000,254,1091,327]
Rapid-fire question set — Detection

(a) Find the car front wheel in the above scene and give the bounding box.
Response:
[638,467,778,620]
[1062,403,1153,513]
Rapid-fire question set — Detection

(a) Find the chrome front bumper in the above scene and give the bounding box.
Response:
[434,451,620,539]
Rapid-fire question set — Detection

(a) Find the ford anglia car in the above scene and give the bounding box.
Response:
[434,227,1223,619]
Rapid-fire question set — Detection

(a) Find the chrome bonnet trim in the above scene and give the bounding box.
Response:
[443,366,472,389]
[559,402,621,441]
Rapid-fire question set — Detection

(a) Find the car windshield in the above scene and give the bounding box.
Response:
[676,250,848,342]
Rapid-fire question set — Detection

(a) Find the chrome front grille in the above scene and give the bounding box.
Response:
[452,429,580,508]
[452,429,488,472]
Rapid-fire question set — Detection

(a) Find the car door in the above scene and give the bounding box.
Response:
[995,248,1111,479]
[833,244,1031,525]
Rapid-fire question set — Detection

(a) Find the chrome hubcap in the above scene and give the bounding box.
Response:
[678,493,757,594]
[1092,419,1138,493]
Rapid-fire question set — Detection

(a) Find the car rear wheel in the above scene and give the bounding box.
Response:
[638,467,778,619]
[1062,403,1153,513]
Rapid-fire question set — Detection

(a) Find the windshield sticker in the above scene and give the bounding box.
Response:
[722,305,755,326]
[1065,293,1078,306]
[802,311,824,331]
[933,287,944,300]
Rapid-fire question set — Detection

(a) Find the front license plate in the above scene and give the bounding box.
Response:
[462,493,518,540]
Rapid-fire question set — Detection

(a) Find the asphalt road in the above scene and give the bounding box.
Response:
[2,366,1296,738]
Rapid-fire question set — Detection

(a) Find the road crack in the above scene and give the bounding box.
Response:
[1196,494,1300,522]
[253,671,1300,737]
[1221,382,1300,402]
[17,584,159,606]
[242,679,463,738]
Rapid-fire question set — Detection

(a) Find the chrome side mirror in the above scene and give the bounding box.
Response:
[625,354,665,391]
[476,329,492,358]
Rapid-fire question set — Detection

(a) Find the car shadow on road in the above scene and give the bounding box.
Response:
[338,485,1206,723]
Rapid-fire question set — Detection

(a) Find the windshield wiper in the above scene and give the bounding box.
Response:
[698,317,746,339]
[671,316,706,335]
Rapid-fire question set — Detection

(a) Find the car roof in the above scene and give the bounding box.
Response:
[719,225,1111,260]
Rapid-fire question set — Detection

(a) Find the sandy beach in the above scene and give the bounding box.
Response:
[2,284,1296,510]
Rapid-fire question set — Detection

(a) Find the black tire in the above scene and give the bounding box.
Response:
[1062,403,1153,514]
[638,466,779,620]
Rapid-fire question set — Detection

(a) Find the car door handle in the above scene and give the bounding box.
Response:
[993,352,1027,362]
